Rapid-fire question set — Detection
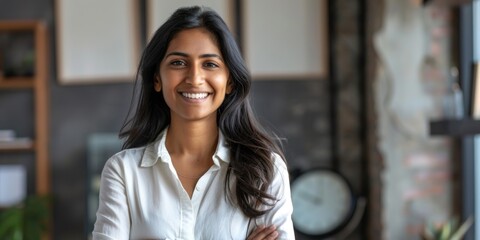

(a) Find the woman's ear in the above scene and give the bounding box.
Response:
[154,74,162,92]
[226,79,233,94]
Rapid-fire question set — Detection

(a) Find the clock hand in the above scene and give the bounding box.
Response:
[299,191,323,204]
[313,195,322,204]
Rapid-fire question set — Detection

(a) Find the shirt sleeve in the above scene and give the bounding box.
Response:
[260,154,295,240]
[92,157,131,240]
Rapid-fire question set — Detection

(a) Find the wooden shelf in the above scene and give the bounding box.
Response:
[430,118,480,136]
[0,20,50,194]
[0,20,51,237]
[0,21,42,31]
[0,139,35,152]
[0,77,35,89]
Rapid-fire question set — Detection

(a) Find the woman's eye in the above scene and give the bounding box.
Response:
[204,62,219,68]
[170,60,186,66]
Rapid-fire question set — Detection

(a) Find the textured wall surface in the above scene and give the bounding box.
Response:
[252,80,331,171]
[374,0,456,239]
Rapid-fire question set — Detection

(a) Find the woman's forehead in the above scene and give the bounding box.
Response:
[166,28,221,54]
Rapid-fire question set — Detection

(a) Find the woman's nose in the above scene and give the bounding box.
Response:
[185,65,204,85]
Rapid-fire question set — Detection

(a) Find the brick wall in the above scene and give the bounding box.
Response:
[373,0,459,239]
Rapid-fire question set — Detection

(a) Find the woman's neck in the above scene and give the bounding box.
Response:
[166,117,218,161]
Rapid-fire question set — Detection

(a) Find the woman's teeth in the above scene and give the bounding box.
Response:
[182,92,209,99]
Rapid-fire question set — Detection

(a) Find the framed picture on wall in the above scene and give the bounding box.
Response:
[55,0,140,84]
[146,0,235,41]
[242,0,329,79]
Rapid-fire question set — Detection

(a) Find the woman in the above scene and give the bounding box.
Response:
[93,6,294,240]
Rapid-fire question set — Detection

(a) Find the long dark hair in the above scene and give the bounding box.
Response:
[120,6,285,218]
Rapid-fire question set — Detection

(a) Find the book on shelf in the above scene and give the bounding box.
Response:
[0,164,26,207]
[0,129,15,141]
[0,129,33,150]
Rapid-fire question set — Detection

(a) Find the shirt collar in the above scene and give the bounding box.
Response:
[140,127,230,167]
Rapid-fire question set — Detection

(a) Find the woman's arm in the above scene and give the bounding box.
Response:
[92,157,131,240]
[259,154,295,239]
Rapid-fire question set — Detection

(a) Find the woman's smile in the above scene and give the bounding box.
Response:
[181,92,209,99]
[179,91,211,102]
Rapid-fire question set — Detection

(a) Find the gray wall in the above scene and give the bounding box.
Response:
[0,0,331,239]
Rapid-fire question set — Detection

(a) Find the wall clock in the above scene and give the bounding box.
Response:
[290,168,357,238]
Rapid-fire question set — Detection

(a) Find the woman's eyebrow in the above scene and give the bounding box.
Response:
[199,53,223,60]
[165,51,188,58]
[165,51,223,60]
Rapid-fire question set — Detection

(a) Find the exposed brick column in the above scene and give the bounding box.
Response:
[373,0,457,238]
[330,0,365,238]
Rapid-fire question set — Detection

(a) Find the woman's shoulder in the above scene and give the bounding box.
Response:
[270,152,291,184]
[104,146,147,170]
[271,152,288,171]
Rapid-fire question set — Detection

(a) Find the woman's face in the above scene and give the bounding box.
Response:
[156,27,231,123]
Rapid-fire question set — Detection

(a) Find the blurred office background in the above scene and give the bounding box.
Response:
[0,0,479,239]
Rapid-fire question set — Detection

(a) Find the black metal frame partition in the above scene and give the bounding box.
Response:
[459,3,475,240]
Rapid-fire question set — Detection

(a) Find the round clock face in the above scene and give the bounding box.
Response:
[291,169,353,236]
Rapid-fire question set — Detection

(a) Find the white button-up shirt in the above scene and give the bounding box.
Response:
[92,129,295,240]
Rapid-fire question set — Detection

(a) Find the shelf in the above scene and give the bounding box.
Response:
[0,78,35,89]
[0,20,51,239]
[429,119,480,136]
[0,20,50,196]
[0,21,41,31]
[0,139,35,152]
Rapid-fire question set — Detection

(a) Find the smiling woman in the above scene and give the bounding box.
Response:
[92,6,295,240]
